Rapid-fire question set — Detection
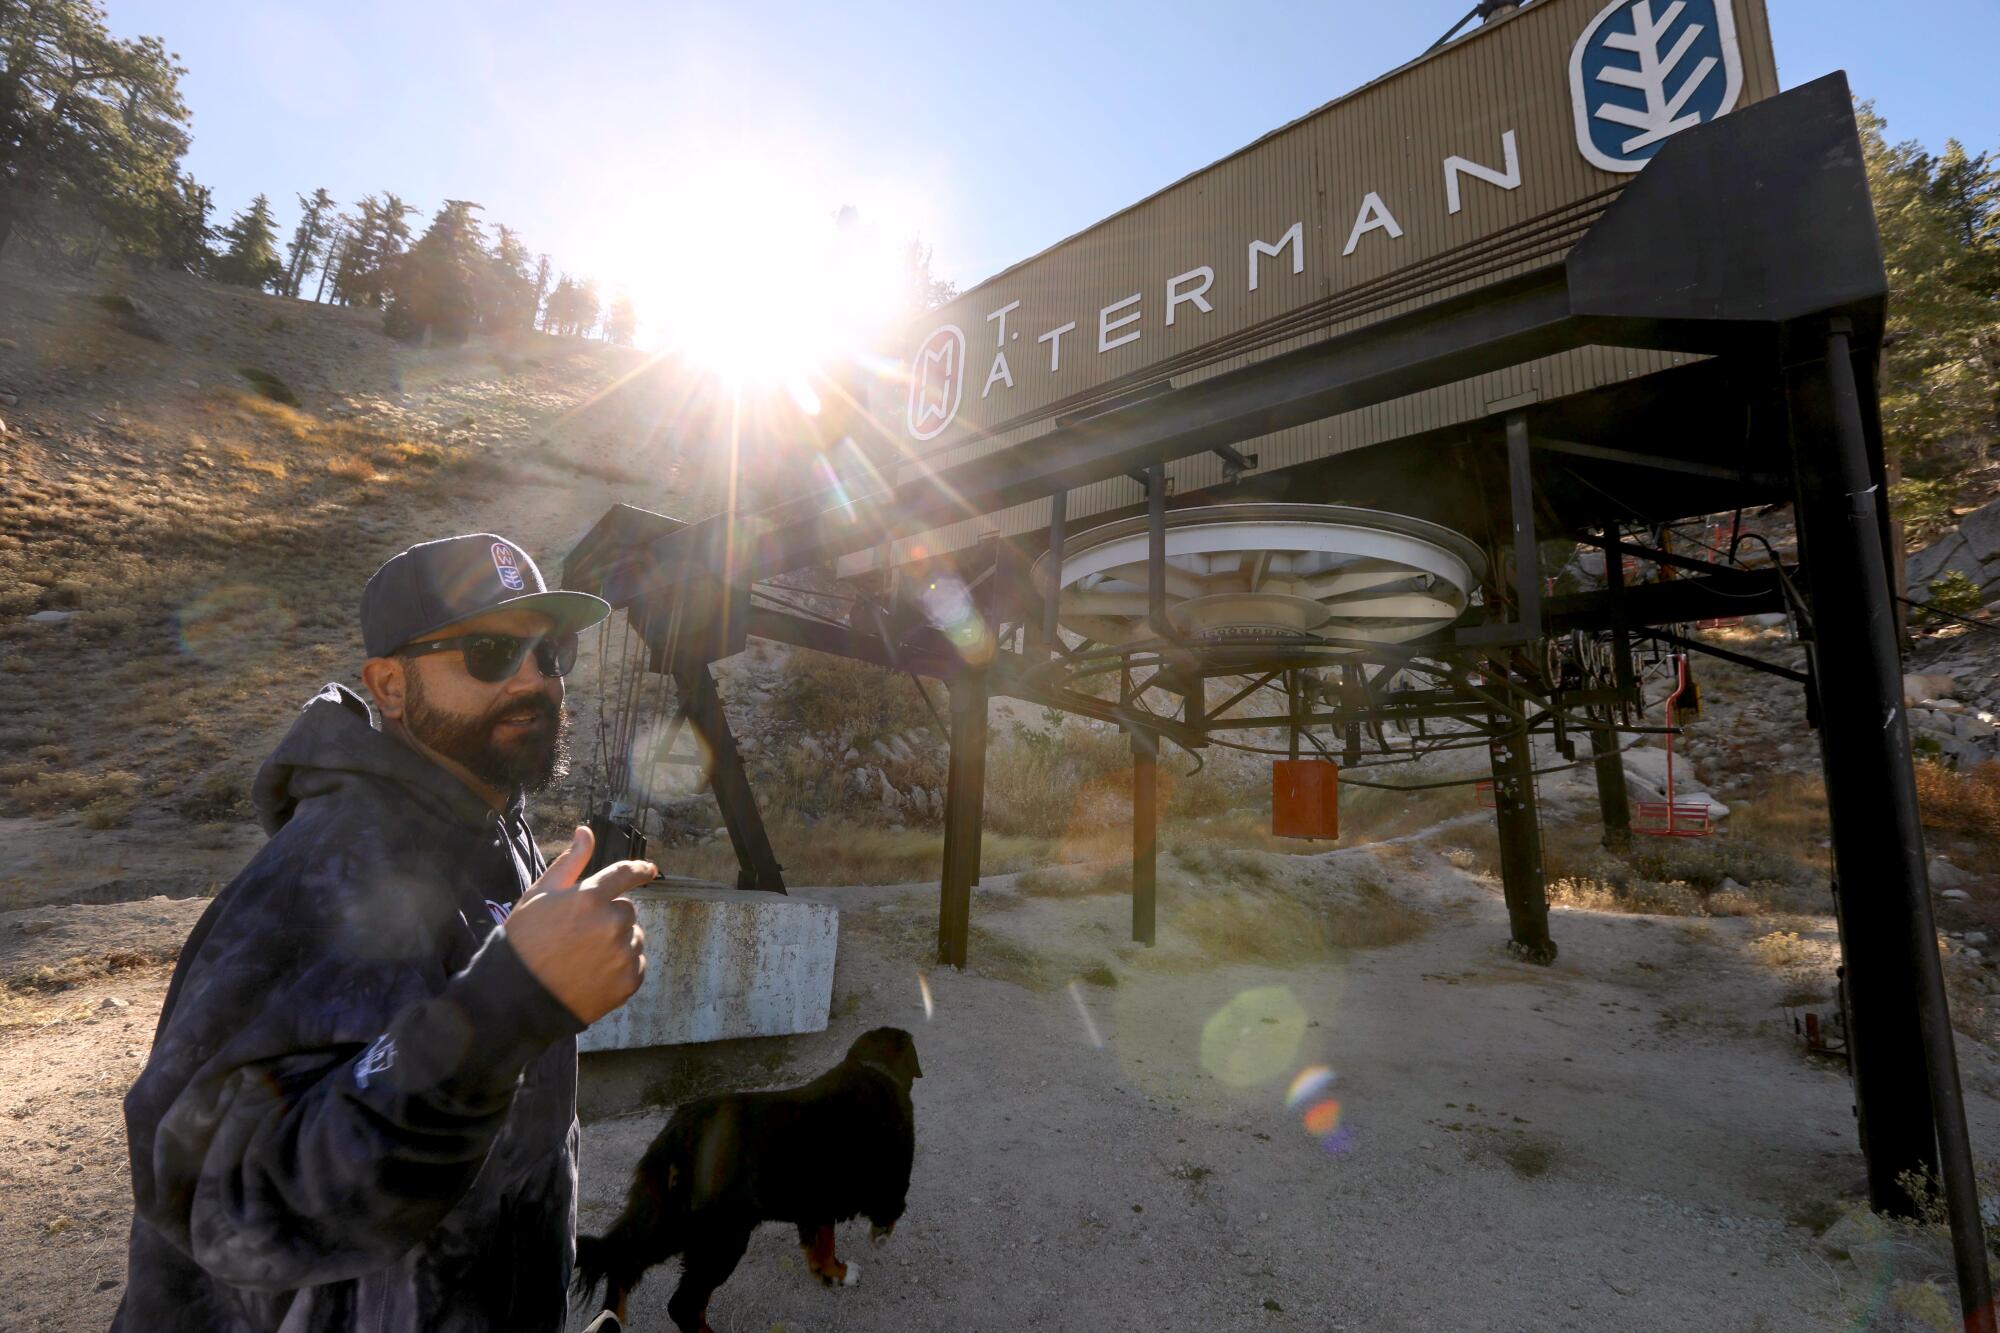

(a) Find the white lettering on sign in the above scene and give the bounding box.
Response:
[904,130,1576,439]
[1165,265,1215,326]
[1038,321,1078,373]
[1247,222,1304,292]
[1444,129,1522,214]
[1342,192,1406,256]
[982,350,1015,398]
[985,299,1022,346]
[1098,292,1143,353]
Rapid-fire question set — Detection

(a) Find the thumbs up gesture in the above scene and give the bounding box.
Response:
[503,826,654,1024]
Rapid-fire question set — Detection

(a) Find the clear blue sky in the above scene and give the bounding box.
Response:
[107,0,1999,312]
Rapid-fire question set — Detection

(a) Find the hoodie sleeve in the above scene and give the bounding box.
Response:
[125,823,580,1291]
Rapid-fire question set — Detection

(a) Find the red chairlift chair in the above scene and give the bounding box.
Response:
[1633,653,1714,838]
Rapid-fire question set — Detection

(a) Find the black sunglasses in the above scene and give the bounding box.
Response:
[398,630,579,683]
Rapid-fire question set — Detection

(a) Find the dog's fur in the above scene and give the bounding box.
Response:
[574,1027,921,1333]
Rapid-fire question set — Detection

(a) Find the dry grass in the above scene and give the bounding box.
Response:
[0,765,135,817]
[0,383,530,822]
[661,815,1133,888]
[1750,929,1815,969]
[1915,760,2000,847]
[1167,868,1429,965]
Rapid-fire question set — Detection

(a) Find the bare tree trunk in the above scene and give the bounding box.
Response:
[314,231,342,303]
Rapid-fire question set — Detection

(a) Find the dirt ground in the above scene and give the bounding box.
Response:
[6,822,1990,1331]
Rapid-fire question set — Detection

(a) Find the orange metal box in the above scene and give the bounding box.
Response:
[1272,760,1339,840]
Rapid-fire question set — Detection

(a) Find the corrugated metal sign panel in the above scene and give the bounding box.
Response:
[844,0,1778,573]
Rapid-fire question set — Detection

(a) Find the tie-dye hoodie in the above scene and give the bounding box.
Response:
[115,682,583,1332]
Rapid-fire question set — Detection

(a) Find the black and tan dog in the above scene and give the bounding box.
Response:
[575,1026,921,1333]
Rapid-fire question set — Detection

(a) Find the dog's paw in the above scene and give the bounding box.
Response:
[841,1259,861,1287]
[869,1223,894,1248]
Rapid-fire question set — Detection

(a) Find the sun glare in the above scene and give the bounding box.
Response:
[616,152,926,391]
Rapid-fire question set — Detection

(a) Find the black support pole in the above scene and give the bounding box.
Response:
[1146,464,1169,639]
[1487,673,1556,965]
[1596,519,1636,850]
[1042,489,1067,660]
[671,662,785,894]
[1788,321,1991,1325]
[938,672,989,969]
[1131,728,1158,946]
[1506,413,1543,634]
[1588,724,1632,852]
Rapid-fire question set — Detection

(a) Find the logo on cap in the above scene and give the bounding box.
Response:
[906,324,966,442]
[492,542,526,592]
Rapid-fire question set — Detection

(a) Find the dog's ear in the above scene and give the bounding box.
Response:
[900,1030,922,1080]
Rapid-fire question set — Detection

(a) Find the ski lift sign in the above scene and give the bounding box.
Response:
[890,0,1778,454]
[1571,0,1744,171]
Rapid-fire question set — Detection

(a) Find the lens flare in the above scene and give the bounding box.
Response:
[1199,987,1307,1088]
[1302,1099,1343,1137]
[1067,979,1105,1049]
[917,971,934,1021]
[919,575,993,666]
[1286,1065,1337,1110]
[785,378,822,417]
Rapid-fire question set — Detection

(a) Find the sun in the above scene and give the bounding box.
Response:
[616,151,925,392]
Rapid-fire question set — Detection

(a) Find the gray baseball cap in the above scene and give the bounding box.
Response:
[360,533,610,658]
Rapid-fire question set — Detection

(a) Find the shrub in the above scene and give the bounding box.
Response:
[237,367,300,406]
[1923,570,1985,619]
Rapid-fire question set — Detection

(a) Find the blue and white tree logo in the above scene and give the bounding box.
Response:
[1569,0,1743,173]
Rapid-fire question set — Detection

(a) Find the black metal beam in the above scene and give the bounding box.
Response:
[1131,729,1159,947]
[1642,628,1808,686]
[1543,566,1790,630]
[1487,674,1555,964]
[1532,435,1785,488]
[671,661,785,894]
[1146,464,1170,639]
[938,673,988,969]
[1037,489,1066,659]
[1789,321,1991,1318]
[1585,533,1758,582]
[1588,723,1632,852]
[1506,412,1543,634]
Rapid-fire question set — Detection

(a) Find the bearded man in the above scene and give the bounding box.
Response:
[116,533,653,1332]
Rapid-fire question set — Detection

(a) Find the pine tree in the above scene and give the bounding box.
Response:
[211,193,284,290]
[382,199,486,344]
[1861,104,2000,473]
[0,0,195,260]
[282,186,335,297]
[604,295,637,346]
[314,216,351,302]
[482,223,535,331]
[531,254,551,331]
[329,196,379,305]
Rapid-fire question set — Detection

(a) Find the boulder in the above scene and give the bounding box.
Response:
[1907,532,1979,594]
[1963,498,2000,564]
[1905,674,1958,705]
[1930,857,1974,890]
[1620,746,1727,818]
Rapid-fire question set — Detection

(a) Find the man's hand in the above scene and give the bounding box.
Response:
[502,826,653,1025]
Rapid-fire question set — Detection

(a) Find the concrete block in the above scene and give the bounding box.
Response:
[579,881,837,1053]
